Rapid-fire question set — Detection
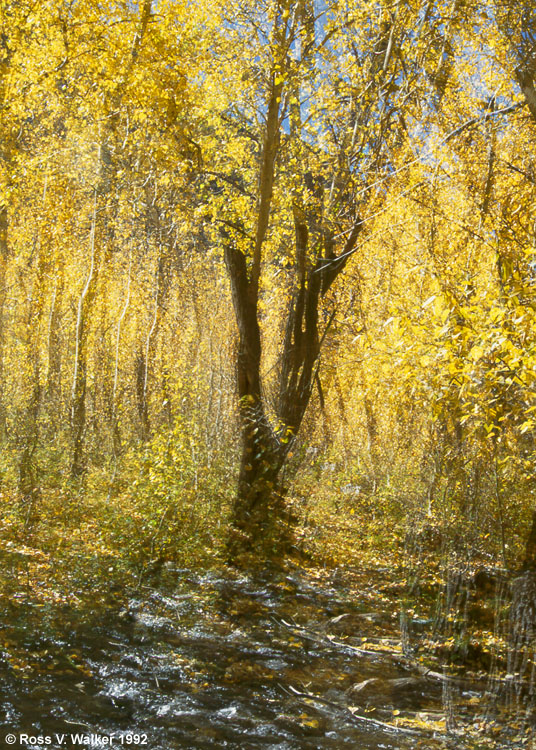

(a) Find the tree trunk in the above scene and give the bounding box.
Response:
[231,402,286,553]
[136,242,172,442]
[70,0,153,475]
[70,193,99,476]
[0,206,8,440]
[45,272,64,421]
[225,215,362,558]
[224,244,280,552]
[0,46,12,441]
[522,509,536,572]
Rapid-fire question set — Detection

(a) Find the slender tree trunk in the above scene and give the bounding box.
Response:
[18,173,53,518]
[70,0,153,474]
[0,53,12,440]
[136,247,172,441]
[0,206,8,440]
[138,263,160,441]
[19,251,44,511]
[522,509,536,572]
[111,253,132,454]
[46,272,64,412]
[70,193,99,476]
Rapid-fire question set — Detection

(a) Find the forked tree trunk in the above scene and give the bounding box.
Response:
[225,218,362,557]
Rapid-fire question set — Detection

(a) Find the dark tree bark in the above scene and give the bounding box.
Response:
[521,509,536,572]
[225,211,362,556]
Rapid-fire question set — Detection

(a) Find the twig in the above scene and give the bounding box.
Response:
[409,661,475,687]
[277,615,480,688]
[278,616,394,657]
[282,683,420,736]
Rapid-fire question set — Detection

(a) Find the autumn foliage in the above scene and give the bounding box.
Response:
[0,0,535,662]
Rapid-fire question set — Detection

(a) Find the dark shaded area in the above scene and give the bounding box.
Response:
[0,568,447,750]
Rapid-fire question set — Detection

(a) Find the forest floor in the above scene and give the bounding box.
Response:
[0,531,531,747]
[0,486,533,748]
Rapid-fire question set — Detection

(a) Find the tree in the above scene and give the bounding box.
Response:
[197,0,460,555]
